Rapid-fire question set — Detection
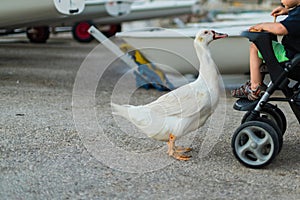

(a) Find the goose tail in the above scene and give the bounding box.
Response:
[111,103,131,119]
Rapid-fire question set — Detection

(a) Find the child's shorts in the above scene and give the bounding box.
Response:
[258,41,289,63]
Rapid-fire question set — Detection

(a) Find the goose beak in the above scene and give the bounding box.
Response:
[213,31,228,40]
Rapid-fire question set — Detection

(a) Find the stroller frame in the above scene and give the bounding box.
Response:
[231,31,300,168]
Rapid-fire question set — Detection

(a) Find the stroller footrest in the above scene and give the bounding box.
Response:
[233,98,259,111]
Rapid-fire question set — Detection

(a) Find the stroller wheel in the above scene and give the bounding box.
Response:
[241,104,287,135]
[232,121,280,168]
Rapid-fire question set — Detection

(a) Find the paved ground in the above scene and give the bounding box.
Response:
[0,33,300,199]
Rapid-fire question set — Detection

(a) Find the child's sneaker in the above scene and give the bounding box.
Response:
[231,81,251,98]
[231,81,266,101]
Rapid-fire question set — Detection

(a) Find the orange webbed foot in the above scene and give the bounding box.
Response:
[175,146,192,153]
[167,134,192,161]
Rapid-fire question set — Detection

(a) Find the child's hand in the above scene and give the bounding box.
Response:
[271,5,289,17]
[249,24,263,32]
[249,28,261,32]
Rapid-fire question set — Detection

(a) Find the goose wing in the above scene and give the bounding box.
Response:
[147,83,211,118]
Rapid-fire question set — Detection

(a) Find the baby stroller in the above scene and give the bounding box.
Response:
[232,31,300,168]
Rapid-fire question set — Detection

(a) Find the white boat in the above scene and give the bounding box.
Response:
[93,0,200,24]
[115,12,286,75]
[0,0,132,42]
[116,26,251,75]
[0,0,85,29]
[65,0,200,42]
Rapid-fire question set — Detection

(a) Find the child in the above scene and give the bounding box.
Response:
[231,0,300,100]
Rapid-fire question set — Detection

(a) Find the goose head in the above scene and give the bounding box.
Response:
[194,30,228,46]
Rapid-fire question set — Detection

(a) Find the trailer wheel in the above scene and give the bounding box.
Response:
[72,21,94,43]
[26,26,50,43]
[102,24,121,37]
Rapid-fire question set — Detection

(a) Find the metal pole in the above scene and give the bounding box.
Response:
[88,25,139,70]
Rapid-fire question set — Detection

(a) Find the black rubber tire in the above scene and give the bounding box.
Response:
[241,104,287,135]
[102,24,121,38]
[26,26,50,43]
[232,121,280,168]
[255,117,283,153]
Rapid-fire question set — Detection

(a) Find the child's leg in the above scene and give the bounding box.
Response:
[249,43,263,90]
[250,41,289,90]
[231,41,287,100]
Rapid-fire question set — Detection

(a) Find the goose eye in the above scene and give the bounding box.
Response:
[204,31,208,34]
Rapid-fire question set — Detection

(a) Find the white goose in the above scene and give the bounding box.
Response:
[111,30,228,160]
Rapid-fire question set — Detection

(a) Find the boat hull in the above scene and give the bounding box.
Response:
[116,28,251,75]
[0,0,85,29]
[94,0,199,25]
